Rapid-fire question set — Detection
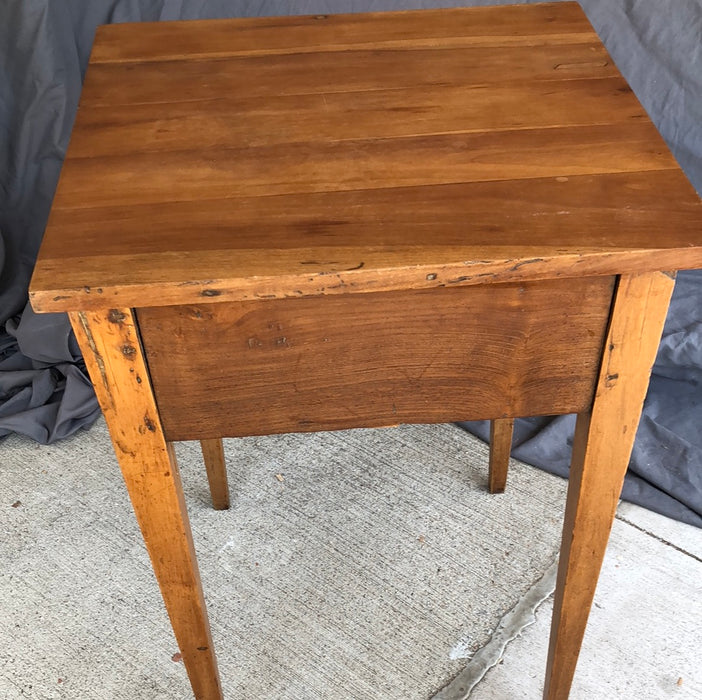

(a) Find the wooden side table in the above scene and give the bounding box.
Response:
[29,4,702,698]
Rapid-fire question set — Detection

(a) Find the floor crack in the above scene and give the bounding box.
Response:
[615,515,702,563]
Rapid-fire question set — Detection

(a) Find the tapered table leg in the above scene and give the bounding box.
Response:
[70,308,223,700]
[200,439,230,510]
[543,271,675,700]
[489,418,514,493]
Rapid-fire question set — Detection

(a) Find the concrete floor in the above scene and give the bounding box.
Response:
[467,501,702,700]
[2,421,700,699]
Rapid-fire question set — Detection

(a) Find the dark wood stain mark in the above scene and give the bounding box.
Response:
[605,372,619,387]
[108,309,127,324]
[510,258,545,271]
[144,415,157,432]
[115,438,136,458]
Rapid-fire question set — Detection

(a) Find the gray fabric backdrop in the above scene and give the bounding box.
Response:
[1,0,701,526]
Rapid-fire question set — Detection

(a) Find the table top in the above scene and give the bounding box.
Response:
[30,2,702,312]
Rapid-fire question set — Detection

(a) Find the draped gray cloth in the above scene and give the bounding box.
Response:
[1,0,701,526]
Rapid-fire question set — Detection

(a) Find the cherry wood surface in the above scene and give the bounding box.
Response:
[69,308,223,699]
[544,271,676,698]
[199,439,230,510]
[489,418,514,494]
[27,5,702,700]
[86,3,598,63]
[29,3,702,312]
[137,278,614,442]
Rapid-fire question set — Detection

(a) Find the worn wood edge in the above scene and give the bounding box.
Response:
[90,4,592,64]
[30,247,702,313]
[165,411,575,444]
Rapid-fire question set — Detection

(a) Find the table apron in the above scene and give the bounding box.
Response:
[136,276,616,442]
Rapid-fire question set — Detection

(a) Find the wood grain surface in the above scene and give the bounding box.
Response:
[199,438,229,510]
[137,278,615,442]
[68,308,223,699]
[31,8,694,700]
[489,418,514,494]
[29,3,702,312]
[544,270,676,699]
[88,4,597,63]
